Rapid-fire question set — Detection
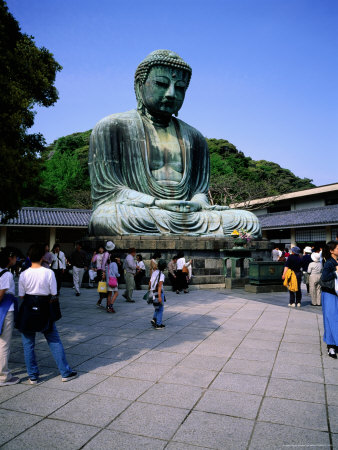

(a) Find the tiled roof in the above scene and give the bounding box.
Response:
[259,205,338,229]
[1,207,91,227]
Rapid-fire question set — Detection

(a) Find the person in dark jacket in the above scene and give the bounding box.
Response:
[282,246,303,307]
[321,241,338,359]
[70,242,87,296]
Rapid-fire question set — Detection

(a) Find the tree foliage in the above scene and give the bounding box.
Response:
[207,138,314,207]
[0,1,61,220]
[39,131,92,209]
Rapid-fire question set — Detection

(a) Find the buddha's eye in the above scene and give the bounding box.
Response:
[155,81,169,88]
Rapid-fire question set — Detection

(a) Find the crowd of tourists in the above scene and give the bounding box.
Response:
[281,242,338,359]
[0,238,337,387]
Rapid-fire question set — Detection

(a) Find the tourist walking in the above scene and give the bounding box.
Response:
[168,256,178,292]
[51,244,66,295]
[93,242,112,307]
[70,242,87,296]
[176,251,192,294]
[135,254,146,290]
[88,251,97,288]
[302,246,313,294]
[123,248,136,303]
[0,248,20,386]
[149,260,167,330]
[18,244,77,383]
[272,246,280,261]
[106,255,120,313]
[308,252,322,306]
[41,244,53,269]
[150,251,161,276]
[321,241,338,359]
[282,246,303,307]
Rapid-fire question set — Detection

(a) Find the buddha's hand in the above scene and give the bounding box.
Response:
[155,200,202,213]
[203,204,230,211]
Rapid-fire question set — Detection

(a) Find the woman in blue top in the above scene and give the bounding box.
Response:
[105,255,120,313]
[321,241,338,359]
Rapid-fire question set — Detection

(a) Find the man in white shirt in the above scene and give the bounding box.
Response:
[51,244,66,295]
[123,248,137,303]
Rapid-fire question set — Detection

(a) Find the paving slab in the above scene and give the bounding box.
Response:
[160,366,218,388]
[195,389,262,420]
[1,418,99,450]
[1,386,78,416]
[50,393,130,427]
[258,397,328,431]
[266,377,326,404]
[173,410,254,449]
[82,429,167,450]
[210,372,269,396]
[109,402,189,440]
[138,382,204,409]
[0,408,41,446]
[249,422,330,449]
[87,376,153,400]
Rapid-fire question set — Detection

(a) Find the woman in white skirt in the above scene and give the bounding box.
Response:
[308,252,322,306]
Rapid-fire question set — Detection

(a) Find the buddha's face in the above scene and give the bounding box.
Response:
[140,66,189,119]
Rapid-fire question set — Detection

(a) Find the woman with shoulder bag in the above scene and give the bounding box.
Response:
[321,241,338,359]
[18,244,77,384]
[105,254,120,313]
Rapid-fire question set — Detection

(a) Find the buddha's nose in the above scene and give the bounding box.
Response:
[165,83,175,99]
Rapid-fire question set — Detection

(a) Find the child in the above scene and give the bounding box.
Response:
[149,259,166,330]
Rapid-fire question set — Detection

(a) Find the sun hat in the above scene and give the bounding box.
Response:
[304,246,312,254]
[291,246,301,255]
[311,252,321,262]
[105,241,115,251]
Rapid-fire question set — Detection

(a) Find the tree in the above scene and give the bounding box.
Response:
[0,1,62,220]
[39,131,92,209]
[207,138,314,207]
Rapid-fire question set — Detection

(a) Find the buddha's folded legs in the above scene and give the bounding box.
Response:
[89,202,261,238]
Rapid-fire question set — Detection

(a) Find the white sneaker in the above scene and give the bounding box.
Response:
[289,303,295,308]
[297,303,301,308]
[328,348,337,359]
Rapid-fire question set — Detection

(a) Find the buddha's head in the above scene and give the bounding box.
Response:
[134,50,192,120]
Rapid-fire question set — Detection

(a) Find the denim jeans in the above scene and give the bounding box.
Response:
[153,293,164,325]
[21,323,72,379]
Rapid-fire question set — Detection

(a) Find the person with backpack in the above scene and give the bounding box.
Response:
[18,244,77,384]
[0,248,20,386]
[149,259,167,330]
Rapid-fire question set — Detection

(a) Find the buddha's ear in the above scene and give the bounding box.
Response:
[135,83,144,111]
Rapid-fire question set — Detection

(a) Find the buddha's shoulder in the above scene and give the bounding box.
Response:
[93,110,139,132]
[176,118,206,143]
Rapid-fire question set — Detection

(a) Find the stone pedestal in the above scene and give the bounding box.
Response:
[81,235,273,289]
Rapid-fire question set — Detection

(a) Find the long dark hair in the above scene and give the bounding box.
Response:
[322,241,338,262]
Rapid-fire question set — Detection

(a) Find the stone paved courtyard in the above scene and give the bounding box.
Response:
[0,285,337,449]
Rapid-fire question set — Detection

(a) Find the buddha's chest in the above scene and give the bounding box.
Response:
[148,123,183,183]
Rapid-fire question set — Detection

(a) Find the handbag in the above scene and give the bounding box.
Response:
[182,266,189,274]
[108,277,118,288]
[97,281,107,293]
[319,277,336,295]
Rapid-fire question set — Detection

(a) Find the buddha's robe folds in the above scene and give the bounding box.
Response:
[88,110,261,237]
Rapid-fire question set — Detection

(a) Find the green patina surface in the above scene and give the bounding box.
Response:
[89,50,262,237]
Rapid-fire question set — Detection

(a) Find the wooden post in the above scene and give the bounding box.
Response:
[0,226,6,248]
[290,228,296,247]
[49,227,56,250]
[326,226,331,243]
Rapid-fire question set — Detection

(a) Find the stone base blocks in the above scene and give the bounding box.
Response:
[82,235,273,288]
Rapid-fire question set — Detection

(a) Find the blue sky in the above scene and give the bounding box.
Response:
[7,0,338,186]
